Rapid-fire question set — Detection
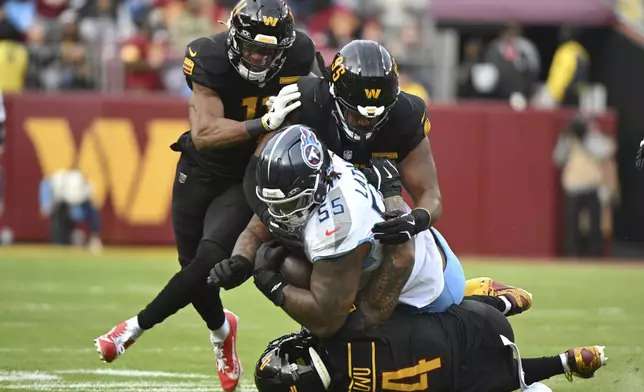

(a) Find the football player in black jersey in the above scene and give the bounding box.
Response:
[253,300,607,392]
[94,1,316,390]
[230,40,532,319]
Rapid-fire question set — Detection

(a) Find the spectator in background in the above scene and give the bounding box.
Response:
[0,0,28,92]
[484,23,540,102]
[553,114,616,258]
[457,38,484,99]
[313,6,360,62]
[544,25,590,107]
[39,168,103,254]
[399,65,430,105]
[120,12,163,91]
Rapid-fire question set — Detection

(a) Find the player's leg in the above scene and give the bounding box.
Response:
[461,300,606,391]
[94,155,218,362]
[464,277,533,317]
[188,182,253,391]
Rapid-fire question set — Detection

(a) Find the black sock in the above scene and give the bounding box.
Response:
[523,356,565,385]
[137,240,228,331]
[464,295,507,314]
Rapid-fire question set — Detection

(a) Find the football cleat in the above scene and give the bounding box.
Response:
[94,319,142,363]
[211,309,242,392]
[564,346,607,381]
[466,277,533,316]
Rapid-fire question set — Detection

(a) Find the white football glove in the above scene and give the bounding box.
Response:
[261,84,301,131]
[265,95,276,111]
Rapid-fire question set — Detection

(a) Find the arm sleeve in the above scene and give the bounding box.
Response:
[244,155,272,226]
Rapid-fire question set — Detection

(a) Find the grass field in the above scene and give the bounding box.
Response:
[0,246,643,391]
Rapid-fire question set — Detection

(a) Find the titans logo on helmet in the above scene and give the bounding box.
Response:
[300,128,322,169]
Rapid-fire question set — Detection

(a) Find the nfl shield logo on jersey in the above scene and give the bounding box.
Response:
[300,128,323,169]
[343,150,353,160]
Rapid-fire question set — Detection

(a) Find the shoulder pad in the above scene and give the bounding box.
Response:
[183,34,230,91]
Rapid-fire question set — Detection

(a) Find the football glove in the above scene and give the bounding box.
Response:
[207,254,253,290]
[261,84,301,131]
[372,209,432,245]
[636,139,644,171]
[268,218,304,250]
[362,158,402,199]
[254,240,289,306]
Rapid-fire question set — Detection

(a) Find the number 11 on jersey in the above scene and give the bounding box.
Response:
[242,96,270,120]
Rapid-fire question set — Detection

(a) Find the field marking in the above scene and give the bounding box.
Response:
[0,372,59,381]
[0,381,258,392]
[53,369,210,378]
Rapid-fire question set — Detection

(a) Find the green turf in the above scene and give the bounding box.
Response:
[0,246,642,391]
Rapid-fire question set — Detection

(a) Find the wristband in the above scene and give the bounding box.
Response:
[245,118,268,138]
[254,268,287,307]
[411,208,432,231]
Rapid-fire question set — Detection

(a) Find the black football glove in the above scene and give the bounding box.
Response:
[268,218,304,250]
[254,240,289,306]
[207,254,253,290]
[362,158,403,199]
[372,209,432,245]
[637,139,644,171]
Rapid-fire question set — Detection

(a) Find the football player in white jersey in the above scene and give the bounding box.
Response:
[210,124,466,336]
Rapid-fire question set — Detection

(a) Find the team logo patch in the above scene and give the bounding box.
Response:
[300,128,323,169]
[343,150,353,160]
[178,172,187,183]
[183,57,194,75]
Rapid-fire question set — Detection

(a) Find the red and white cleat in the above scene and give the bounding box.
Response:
[212,310,242,392]
[94,318,142,363]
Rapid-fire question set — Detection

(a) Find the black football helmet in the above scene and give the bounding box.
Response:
[329,40,400,143]
[226,0,296,85]
[255,331,332,392]
[256,124,332,230]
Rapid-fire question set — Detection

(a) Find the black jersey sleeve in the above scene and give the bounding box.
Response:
[393,92,432,162]
[183,34,230,93]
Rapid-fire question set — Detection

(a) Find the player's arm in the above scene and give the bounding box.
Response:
[355,196,415,327]
[207,214,271,290]
[399,137,442,224]
[189,82,255,150]
[371,107,441,245]
[254,242,370,338]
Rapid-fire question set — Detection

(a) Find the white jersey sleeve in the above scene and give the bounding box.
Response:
[303,156,385,263]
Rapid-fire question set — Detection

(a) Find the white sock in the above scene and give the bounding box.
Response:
[500,296,512,315]
[560,353,571,372]
[211,319,230,343]
[127,316,143,339]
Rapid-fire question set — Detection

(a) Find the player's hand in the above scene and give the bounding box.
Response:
[261,84,301,131]
[208,255,253,290]
[268,218,303,250]
[372,209,430,245]
[253,240,289,306]
[636,139,644,170]
[362,158,402,199]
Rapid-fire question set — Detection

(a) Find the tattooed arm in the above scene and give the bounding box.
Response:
[231,214,271,262]
[280,242,371,337]
[355,195,415,328]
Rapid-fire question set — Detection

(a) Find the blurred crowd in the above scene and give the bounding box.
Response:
[0,0,431,101]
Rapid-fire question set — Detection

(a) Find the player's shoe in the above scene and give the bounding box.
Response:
[94,319,142,363]
[211,309,242,392]
[563,346,607,381]
[465,277,533,316]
